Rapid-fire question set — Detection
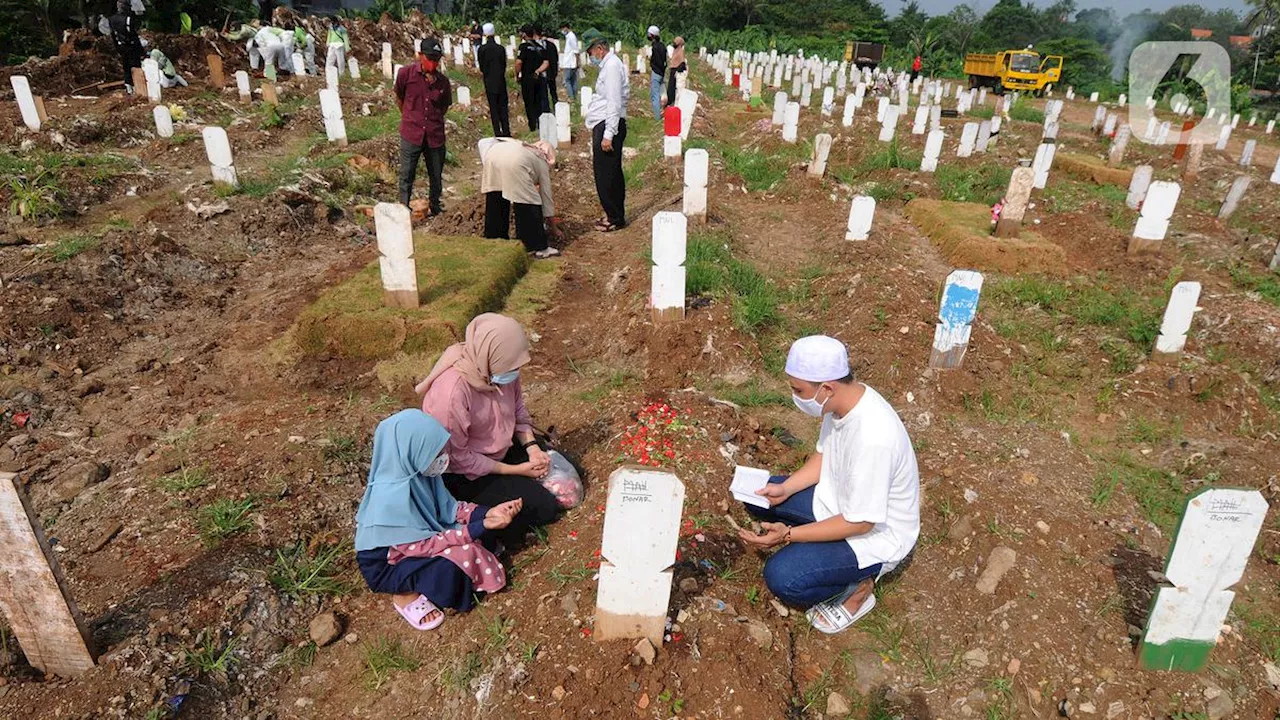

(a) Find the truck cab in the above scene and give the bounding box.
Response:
[966,50,1064,95]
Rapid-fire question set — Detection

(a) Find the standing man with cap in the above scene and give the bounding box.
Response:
[478,23,510,137]
[647,25,667,119]
[395,38,453,216]
[583,30,629,232]
[560,22,580,102]
[737,335,920,635]
[515,25,549,133]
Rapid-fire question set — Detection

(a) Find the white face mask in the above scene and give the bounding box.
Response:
[792,386,830,418]
[424,452,450,477]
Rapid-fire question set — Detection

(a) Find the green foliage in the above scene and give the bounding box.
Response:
[261,102,285,130]
[1230,263,1280,308]
[269,543,350,599]
[40,234,98,262]
[936,164,1011,205]
[720,144,800,192]
[186,634,237,674]
[683,231,780,333]
[363,636,419,689]
[8,169,62,221]
[197,498,255,544]
[1008,98,1045,124]
[158,465,210,492]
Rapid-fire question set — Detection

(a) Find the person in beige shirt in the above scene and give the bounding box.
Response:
[481,138,563,258]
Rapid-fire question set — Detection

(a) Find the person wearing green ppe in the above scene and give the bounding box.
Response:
[292,24,317,75]
[148,48,188,88]
[325,18,351,77]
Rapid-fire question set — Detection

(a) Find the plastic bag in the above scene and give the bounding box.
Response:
[540,450,583,509]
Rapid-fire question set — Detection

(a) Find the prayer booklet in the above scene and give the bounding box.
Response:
[731,465,771,509]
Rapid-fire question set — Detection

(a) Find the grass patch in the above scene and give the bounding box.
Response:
[186,634,236,674]
[862,138,921,173]
[158,465,211,492]
[579,369,633,402]
[990,275,1161,347]
[322,430,364,464]
[1234,596,1280,662]
[967,105,995,120]
[40,234,99,262]
[269,543,350,599]
[1230,264,1280,308]
[716,378,791,407]
[440,650,483,692]
[346,109,401,143]
[684,231,780,333]
[364,635,420,689]
[290,234,529,362]
[1008,99,1045,124]
[936,164,1011,205]
[721,144,802,191]
[8,169,63,221]
[197,498,255,544]
[1094,454,1190,531]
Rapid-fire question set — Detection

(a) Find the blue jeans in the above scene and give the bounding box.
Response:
[744,476,882,608]
[650,71,664,118]
[563,68,579,102]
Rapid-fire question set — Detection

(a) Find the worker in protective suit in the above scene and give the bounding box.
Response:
[325,18,351,77]
[254,25,295,78]
[224,22,263,70]
[149,48,188,88]
[292,24,318,75]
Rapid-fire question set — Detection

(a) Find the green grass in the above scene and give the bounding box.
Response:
[346,109,401,143]
[684,231,780,333]
[990,275,1162,351]
[1044,179,1126,213]
[580,369,633,401]
[862,138,921,173]
[716,378,791,407]
[1008,99,1045,124]
[1233,596,1280,661]
[186,634,236,674]
[1230,263,1280,308]
[936,164,1012,205]
[967,105,995,120]
[440,650,483,692]
[483,614,514,653]
[1093,454,1189,531]
[548,562,593,587]
[197,498,255,544]
[8,169,63,221]
[363,635,420,689]
[721,144,800,191]
[158,465,211,492]
[322,430,364,464]
[269,543,350,599]
[40,234,99,262]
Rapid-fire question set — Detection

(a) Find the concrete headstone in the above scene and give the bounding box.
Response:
[651,212,688,322]
[845,196,875,241]
[929,270,984,370]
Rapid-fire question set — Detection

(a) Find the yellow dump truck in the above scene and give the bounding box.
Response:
[964,50,1063,95]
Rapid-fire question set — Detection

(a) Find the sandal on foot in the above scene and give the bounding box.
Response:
[806,588,875,635]
[394,594,445,631]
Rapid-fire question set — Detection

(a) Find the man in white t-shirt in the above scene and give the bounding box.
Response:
[738,335,920,633]
[560,22,581,103]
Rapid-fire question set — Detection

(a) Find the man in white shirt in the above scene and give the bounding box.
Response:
[560,22,580,102]
[738,335,921,634]
[582,31,630,231]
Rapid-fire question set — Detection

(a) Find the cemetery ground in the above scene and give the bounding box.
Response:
[2,33,1280,720]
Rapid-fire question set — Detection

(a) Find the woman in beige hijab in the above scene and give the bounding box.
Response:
[664,36,687,110]
[418,313,560,545]
[481,138,563,259]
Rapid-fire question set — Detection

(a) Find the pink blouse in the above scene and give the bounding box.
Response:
[422,367,533,479]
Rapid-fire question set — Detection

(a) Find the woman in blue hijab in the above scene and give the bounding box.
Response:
[356,410,522,630]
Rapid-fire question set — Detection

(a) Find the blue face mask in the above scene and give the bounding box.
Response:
[589,54,603,67]
[491,370,520,386]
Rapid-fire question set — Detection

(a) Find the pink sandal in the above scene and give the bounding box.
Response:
[394,595,445,631]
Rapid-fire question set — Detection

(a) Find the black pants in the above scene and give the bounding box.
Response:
[487,90,511,137]
[121,49,143,89]
[399,137,445,211]
[484,192,547,252]
[443,444,560,547]
[521,79,545,131]
[546,72,559,105]
[591,119,627,227]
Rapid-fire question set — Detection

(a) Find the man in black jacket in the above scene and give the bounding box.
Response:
[477,23,510,137]
[108,0,145,95]
[515,25,548,132]
[540,26,559,106]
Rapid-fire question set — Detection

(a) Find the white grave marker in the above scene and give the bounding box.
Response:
[820,86,834,117]
[555,102,571,145]
[1140,489,1268,671]
[878,107,898,142]
[808,133,832,178]
[1239,139,1256,167]
[1110,126,1131,166]
[539,112,558,148]
[995,167,1035,238]
[1130,181,1181,254]
[921,130,944,173]
[1126,165,1153,210]
[457,86,472,108]
[348,58,361,80]
[326,64,340,91]
[9,75,40,131]
[842,95,856,127]
[683,149,709,224]
[782,102,800,144]
[319,88,347,146]
[976,120,992,153]
[595,468,686,645]
[845,195,875,241]
[235,70,251,102]
[141,58,161,102]
[153,105,173,138]
[650,212,688,322]
[1032,143,1057,190]
[375,202,418,309]
[1218,175,1251,220]
[772,92,788,126]
[957,122,979,158]
[1153,281,1201,357]
[929,270,984,369]
[201,126,238,189]
[912,105,928,135]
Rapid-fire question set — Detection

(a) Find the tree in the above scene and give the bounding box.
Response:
[944,4,979,58]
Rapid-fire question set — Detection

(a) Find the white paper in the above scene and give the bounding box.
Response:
[731,466,771,508]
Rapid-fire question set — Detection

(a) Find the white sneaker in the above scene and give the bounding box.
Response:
[533,247,561,259]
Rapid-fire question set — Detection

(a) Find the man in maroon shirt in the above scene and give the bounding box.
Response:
[395,38,452,214]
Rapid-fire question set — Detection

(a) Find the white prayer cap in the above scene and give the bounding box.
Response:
[648,25,660,37]
[785,335,850,383]
[483,22,495,36]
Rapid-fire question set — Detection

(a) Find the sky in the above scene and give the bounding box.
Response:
[881,0,1252,16]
